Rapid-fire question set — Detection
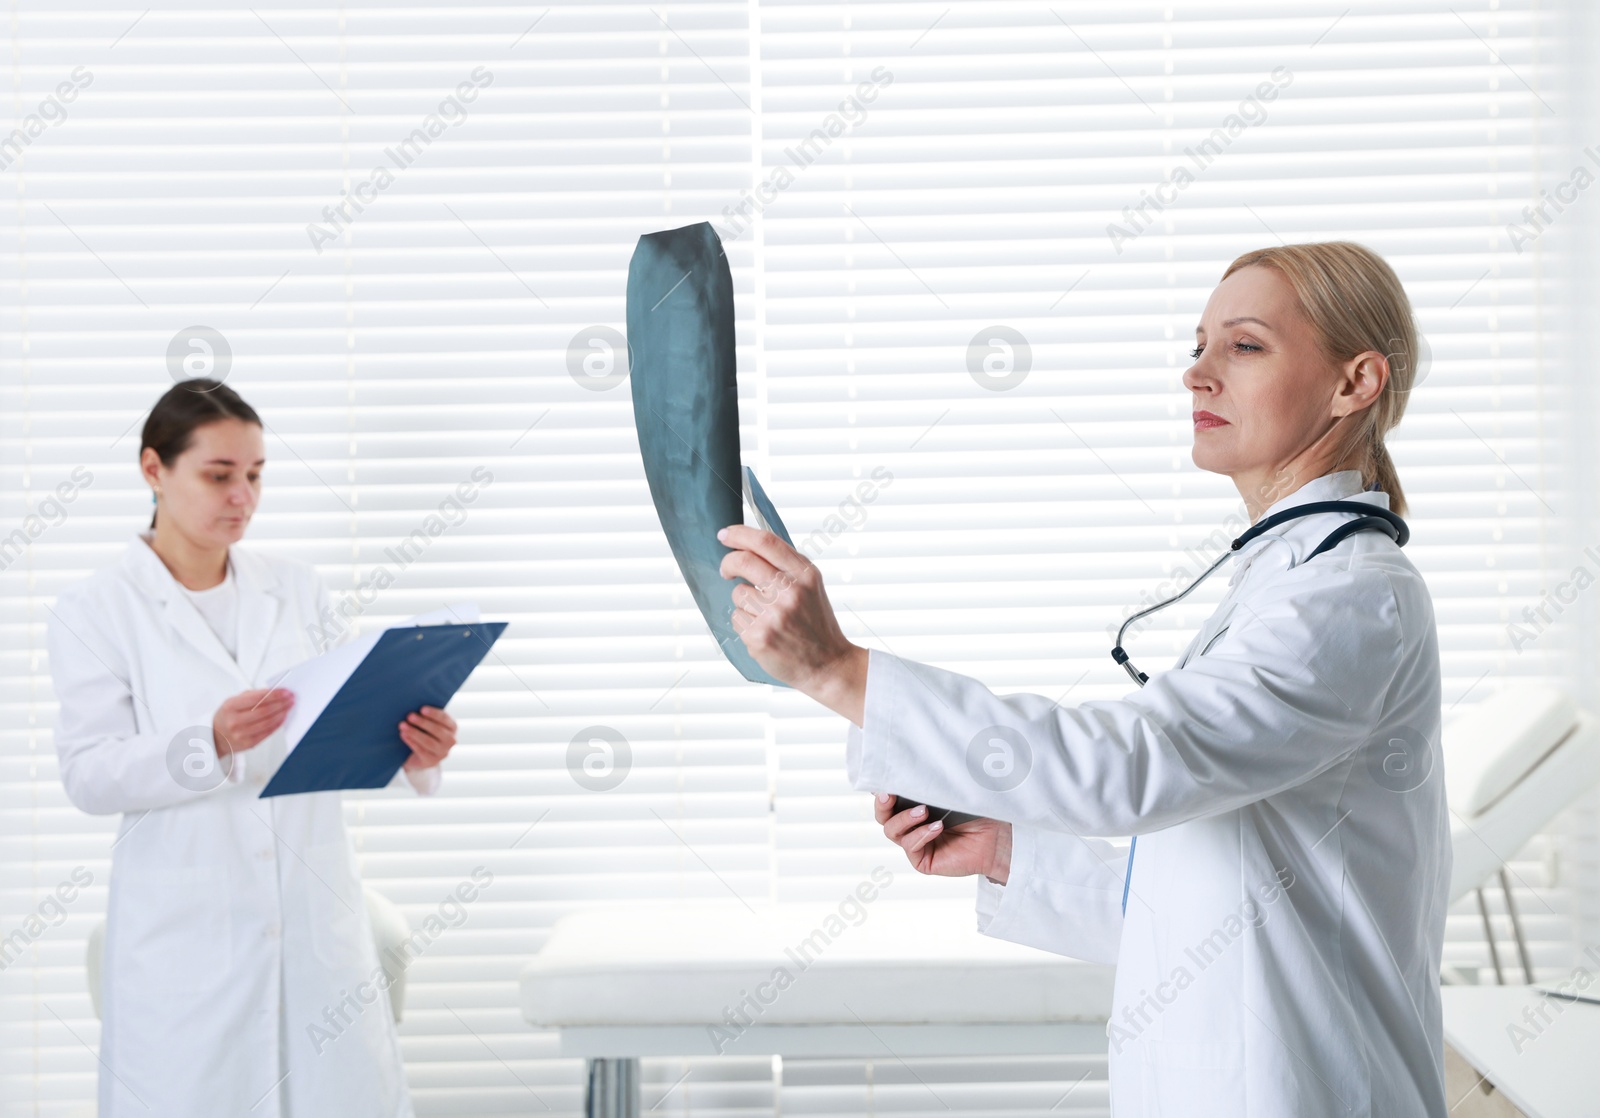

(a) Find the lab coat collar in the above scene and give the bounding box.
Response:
[1228,470,1391,582]
[121,529,285,683]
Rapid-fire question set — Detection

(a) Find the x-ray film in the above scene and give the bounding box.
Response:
[626,221,792,687]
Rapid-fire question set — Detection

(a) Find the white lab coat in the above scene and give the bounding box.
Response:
[46,528,439,1118]
[847,470,1450,1117]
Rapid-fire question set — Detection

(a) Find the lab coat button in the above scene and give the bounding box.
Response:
[266,925,280,940]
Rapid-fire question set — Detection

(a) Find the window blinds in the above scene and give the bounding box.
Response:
[0,2,1588,1115]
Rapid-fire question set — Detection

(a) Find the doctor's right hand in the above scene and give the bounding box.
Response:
[212,688,294,756]
[874,792,1013,884]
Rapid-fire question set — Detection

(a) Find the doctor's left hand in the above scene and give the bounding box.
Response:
[718,524,865,706]
[399,705,458,771]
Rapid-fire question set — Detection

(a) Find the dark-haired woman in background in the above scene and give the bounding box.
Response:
[46,379,457,1117]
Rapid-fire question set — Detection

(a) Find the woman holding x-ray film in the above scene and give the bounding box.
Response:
[717,241,1450,1117]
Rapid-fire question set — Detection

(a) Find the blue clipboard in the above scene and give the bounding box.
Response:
[261,621,506,797]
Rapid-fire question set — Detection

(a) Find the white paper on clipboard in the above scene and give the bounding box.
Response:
[268,602,481,753]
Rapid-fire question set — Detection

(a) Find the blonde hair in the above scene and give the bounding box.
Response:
[1220,241,1415,518]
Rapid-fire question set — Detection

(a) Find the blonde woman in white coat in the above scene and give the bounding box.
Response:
[715,243,1449,1117]
[46,379,459,1118]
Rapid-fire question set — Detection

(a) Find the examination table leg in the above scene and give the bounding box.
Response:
[585,1057,640,1118]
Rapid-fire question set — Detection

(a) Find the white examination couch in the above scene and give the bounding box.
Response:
[1437,684,1600,1118]
[522,899,1114,1116]
[1442,684,1600,985]
[522,684,1600,1118]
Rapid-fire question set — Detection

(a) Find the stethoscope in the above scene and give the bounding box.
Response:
[1107,499,1410,915]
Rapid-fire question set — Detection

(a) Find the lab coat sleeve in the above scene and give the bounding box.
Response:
[310,572,445,798]
[973,824,1127,965]
[398,763,443,795]
[47,587,223,815]
[845,565,1404,838]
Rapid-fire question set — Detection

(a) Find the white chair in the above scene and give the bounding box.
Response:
[1444,684,1600,984]
[86,884,413,1022]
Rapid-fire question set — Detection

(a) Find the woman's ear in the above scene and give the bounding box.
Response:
[1332,351,1389,418]
[138,447,162,490]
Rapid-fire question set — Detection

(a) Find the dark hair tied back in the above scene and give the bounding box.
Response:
[140,378,261,529]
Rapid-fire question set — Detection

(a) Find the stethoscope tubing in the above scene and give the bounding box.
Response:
[1109,500,1409,915]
